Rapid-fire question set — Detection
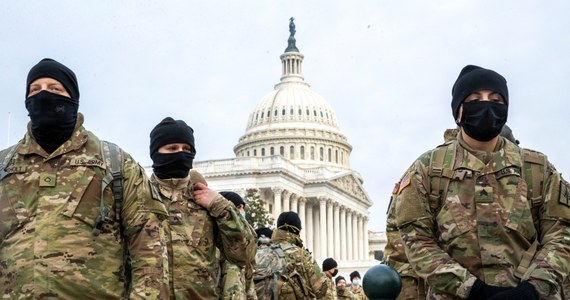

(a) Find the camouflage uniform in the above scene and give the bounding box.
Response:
[271,228,328,299]
[395,135,570,299]
[321,276,338,300]
[349,284,367,300]
[0,114,170,299]
[219,220,258,300]
[151,173,256,299]
[383,129,459,300]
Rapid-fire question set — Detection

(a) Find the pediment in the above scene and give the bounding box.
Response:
[330,174,372,205]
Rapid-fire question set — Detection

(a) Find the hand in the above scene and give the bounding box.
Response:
[192,182,217,208]
[468,279,512,299]
[488,281,539,300]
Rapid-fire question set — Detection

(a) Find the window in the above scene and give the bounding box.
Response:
[328,149,332,162]
[282,109,286,115]
[290,108,294,115]
[254,149,257,156]
[319,147,324,161]
[300,146,305,159]
[290,146,295,159]
[335,149,339,163]
[270,147,275,155]
[310,146,315,160]
[280,146,284,156]
[247,150,250,156]
[261,148,265,156]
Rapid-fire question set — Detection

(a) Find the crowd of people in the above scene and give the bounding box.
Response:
[0,58,371,299]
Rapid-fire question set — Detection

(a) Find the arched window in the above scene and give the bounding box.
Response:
[254,149,257,156]
[270,147,275,155]
[310,146,315,160]
[290,146,295,159]
[335,149,339,163]
[300,146,305,159]
[261,148,265,156]
[280,146,284,156]
[328,148,332,162]
[319,147,324,161]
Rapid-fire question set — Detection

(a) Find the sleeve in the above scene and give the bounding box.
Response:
[120,154,170,300]
[209,194,257,267]
[526,168,570,298]
[395,159,477,298]
[304,249,328,298]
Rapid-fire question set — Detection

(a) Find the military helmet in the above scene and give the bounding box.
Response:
[362,264,402,300]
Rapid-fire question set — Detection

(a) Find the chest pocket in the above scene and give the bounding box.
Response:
[58,165,117,232]
[496,170,536,240]
[168,198,210,248]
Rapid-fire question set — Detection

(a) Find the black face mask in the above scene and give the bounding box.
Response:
[25,90,79,153]
[332,269,339,277]
[459,101,508,142]
[151,151,194,179]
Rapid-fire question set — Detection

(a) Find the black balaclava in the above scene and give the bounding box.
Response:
[25,58,80,153]
[150,117,196,179]
[451,65,509,141]
[277,211,302,234]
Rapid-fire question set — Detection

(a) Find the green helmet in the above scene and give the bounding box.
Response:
[362,264,402,300]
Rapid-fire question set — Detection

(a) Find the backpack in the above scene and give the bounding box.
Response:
[426,141,548,279]
[253,242,309,300]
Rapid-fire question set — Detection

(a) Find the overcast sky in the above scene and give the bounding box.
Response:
[2,1,570,232]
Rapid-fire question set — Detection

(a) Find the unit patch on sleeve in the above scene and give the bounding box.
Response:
[559,179,570,208]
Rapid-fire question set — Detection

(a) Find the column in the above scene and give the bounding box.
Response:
[347,210,353,260]
[340,206,347,261]
[326,199,334,258]
[313,204,320,260]
[306,201,314,253]
[319,197,327,260]
[363,217,370,260]
[282,191,290,212]
[352,212,358,261]
[333,203,340,260]
[298,197,306,243]
[290,194,298,213]
[272,187,283,223]
[357,215,363,260]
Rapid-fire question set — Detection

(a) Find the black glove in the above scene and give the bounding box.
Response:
[487,281,539,300]
[468,279,512,299]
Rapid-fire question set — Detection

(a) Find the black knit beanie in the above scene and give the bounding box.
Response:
[322,257,338,272]
[350,271,361,281]
[451,65,508,120]
[277,211,302,234]
[335,276,346,286]
[149,117,195,156]
[220,191,246,207]
[255,227,273,239]
[26,58,80,100]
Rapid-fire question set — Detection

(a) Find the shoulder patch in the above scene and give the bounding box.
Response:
[397,172,412,195]
[392,182,400,195]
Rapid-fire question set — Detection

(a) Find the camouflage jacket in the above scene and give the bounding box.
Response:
[151,174,255,299]
[395,135,570,299]
[320,276,338,300]
[271,229,328,299]
[0,114,170,299]
[219,219,258,300]
[350,285,367,300]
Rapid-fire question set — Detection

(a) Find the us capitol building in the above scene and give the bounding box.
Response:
[149,19,385,272]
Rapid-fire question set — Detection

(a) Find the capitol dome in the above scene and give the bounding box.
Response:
[234,24,352,168]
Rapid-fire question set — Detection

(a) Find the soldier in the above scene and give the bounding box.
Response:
[148,117,256,299]
[348,271,367,300]
[394,65,570,299]
[0,58,170,299]
[321,257,339,300]
[335,276,354,300]
[383,125,519,300]
[271,211,328,299]
[218,191,258,300]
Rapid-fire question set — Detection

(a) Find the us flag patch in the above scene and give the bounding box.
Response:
[560,179,570,208]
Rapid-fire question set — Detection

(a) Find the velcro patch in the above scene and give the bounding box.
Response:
[70,158,105,168]
[397,172,412,195]
[6,165,26,174]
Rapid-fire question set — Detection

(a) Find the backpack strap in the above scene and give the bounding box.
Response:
[92,141,124,235]
[427,142,457,213]
[0,142,21,181]
[270,244,286,300]
[514,148,548,280]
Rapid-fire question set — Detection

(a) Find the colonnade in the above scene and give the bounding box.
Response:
[246,187,369,263]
